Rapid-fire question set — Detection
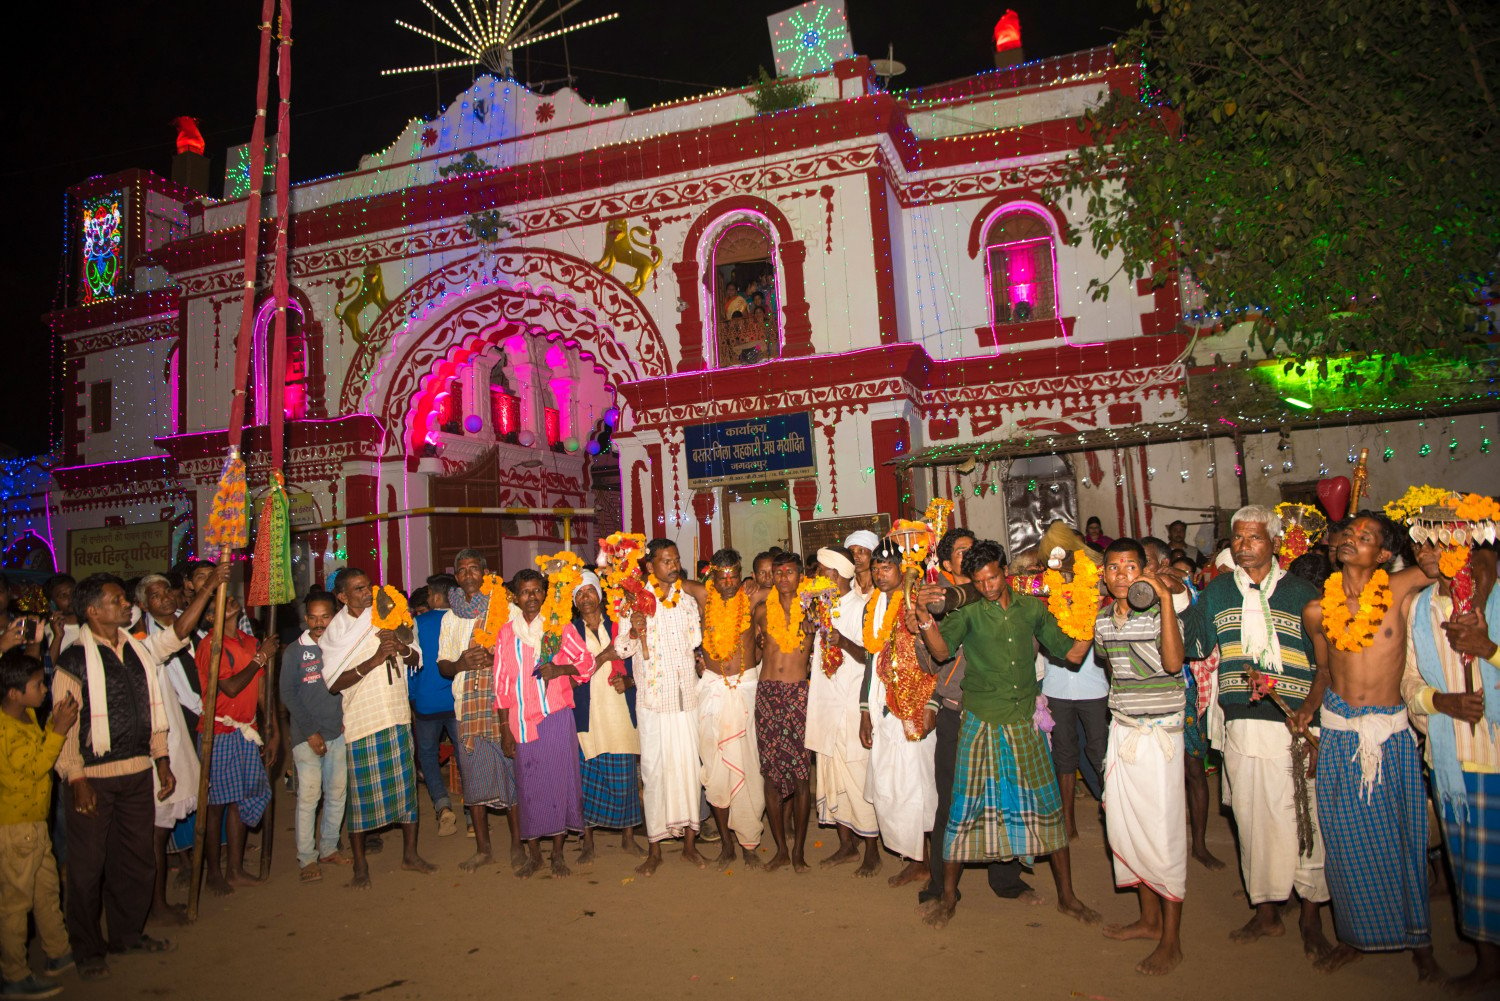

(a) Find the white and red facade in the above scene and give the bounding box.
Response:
[36,47,1199,586]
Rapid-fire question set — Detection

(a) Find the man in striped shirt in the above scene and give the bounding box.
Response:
[1094,538,1186,976]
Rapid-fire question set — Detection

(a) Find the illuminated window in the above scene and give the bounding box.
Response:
[489,387,519,436]
[711,220,781,367]
[80,192,125,304]
[250,297,309,423]
[984,210,1058,326]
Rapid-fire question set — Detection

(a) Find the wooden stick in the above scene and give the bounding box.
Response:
[187,548,232,922]
[259,603,278,879]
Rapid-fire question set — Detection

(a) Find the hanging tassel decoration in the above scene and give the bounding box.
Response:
[205,448,249,550]
[248,471,293,606]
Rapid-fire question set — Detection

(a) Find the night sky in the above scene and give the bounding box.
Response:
[0,0,1142,457]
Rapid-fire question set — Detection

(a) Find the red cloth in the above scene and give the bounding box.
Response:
[196,631,261,734]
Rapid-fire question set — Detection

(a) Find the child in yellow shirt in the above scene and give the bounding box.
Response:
[0,650,78,999]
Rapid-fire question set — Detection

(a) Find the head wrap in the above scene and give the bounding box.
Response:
[844,529,880,552]
[573,569,601,601]
[871,539,903,566]
[816,547,855,580]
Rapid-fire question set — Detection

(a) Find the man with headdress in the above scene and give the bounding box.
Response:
[494,567,594,879]
[913,539,1099,929]
[1181,505,1333,958]
[1403,536,1500,992]
[844,530,879,598]
[437,550,521,871]
[806,545,879,874]
[53,566,227,978]
[569,570,645,861]
[320,568,435,889]
[695,548,765,871]
[858,538,940,889]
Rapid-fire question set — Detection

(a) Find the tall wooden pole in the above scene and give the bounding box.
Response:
[187,547,231,921]
[258,603,278,878]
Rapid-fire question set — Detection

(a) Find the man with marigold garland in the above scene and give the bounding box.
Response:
[319,569,435,889]
[1291,511,1441,980]
[1181,504,1334,958]
[751,551,816,872]
[695,548,765,871]
[1403,536,1500,994]
[912,539,1097,930]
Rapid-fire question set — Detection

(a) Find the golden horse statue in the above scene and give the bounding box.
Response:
[593,218,662,295]
[335,263,389,344]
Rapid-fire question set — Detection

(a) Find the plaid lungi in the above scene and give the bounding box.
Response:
[1317,693,1430,951]
[206,729,271,827]
[347,724,418,833]
[944,710,1066,864]
[581,751,644,829]
[1441,770,1500,945]
[755,679,811,798]
[455,734,516,808]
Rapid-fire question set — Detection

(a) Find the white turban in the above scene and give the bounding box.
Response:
[573,569,601,601]
[816,547,855,580]
[844,529,879,551]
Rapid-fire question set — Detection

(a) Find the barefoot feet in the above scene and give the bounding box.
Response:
[1313,943,1361,974]
[458,851,494,873]
[1136,942,1183,976]
[1192,845,1226,871]
[401,855,437,875]
[887,860,926,888]
[1230,914,1286,944]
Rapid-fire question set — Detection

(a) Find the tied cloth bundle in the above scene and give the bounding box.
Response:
[248,471,293,606]
[205,448,249,550]
[797,575,842,678]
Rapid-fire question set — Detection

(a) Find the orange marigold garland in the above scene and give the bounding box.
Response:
[702,586,751,662]
[470,573,511,651]
[371,585,413,631]
[1322,570,1392,652]
[598,532,647,618]
[535,551,585,663]
[863,588,903,653]
[1042,551,1100,642]
[764,586,808,653]
[1439,545,1471,580]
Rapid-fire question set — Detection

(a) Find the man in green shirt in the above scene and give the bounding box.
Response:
[914,539,1099,929]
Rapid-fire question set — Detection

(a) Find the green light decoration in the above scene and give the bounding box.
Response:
[1283,396,1313,410]
[1383,447,1395,462]
[1483,438,1493,454]
[1419,443,1432,456]
[767,0,852,77]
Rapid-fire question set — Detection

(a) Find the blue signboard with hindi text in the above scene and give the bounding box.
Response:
[684,412,817,488]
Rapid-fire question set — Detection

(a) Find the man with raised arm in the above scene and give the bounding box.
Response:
[694,548,764,871]
[751,551,816,872]
[1291,512,1441,980]
[1181,505,1332,958]
[913,539,1098,930]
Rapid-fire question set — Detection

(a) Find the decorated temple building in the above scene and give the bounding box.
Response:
[23,43,1499,585]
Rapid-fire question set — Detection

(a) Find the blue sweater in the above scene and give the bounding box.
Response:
[408,609,456,716]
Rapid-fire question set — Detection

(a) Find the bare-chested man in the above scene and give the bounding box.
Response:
[752,551,816,872]
[694,549,765,871]
[1292,512,1441,980]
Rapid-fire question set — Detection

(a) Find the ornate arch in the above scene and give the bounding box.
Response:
[341,247,672,417]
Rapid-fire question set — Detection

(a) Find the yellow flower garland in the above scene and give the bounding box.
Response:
[1384,484,1456,523]
[863,589,903,653]
[470,573,511,650]
[702,587,751,662]
[599,532,647,614]
[764,588,808,653]
[649,575,681,609]
[535,551,586,646]
[1322,570,1392,652]
[1042,551,1100,642]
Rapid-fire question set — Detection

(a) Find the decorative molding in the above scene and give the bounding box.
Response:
[63,317,180,357]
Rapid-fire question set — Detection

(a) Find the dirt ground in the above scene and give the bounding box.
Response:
[60,776,1469,1001]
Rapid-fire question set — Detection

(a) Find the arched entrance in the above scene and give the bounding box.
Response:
[353,248,665,576]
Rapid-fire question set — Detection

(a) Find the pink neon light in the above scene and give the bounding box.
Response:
[252,296,307,424]
[543,407,561,446]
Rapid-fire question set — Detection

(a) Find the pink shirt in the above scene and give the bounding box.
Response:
[493,619,594,743]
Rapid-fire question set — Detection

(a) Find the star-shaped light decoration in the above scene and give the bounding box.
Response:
[382,0,619,78]
[766,0,853,77]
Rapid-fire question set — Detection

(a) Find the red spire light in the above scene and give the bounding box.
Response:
[173,116,206,156]
[993,9,1022,53]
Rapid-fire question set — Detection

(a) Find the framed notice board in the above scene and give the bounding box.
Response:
[797,513,890,559]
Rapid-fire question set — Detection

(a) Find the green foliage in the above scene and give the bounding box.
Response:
[1047,0,1498,361]
[747,66,815,115]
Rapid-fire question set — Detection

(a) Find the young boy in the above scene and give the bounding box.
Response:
[0,650,79,999]
[280,593,348,883]
[1094,539,1187,976]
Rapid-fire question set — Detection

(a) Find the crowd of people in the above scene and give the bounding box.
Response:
[0,496,1496,996]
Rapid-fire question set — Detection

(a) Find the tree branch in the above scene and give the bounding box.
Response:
[1445,0,1498,118]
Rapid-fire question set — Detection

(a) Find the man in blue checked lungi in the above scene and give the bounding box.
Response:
[913,539,1099,931]
[320,568,437,889]
[1402,538,1500,994]
[1291,512,1442,981]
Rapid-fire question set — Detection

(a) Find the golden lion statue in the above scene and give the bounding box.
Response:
[593,218,662,295]
[335,263,390,344]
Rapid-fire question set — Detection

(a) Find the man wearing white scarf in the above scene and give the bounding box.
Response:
[52,565,227,979]
[1182,506,1333,960]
